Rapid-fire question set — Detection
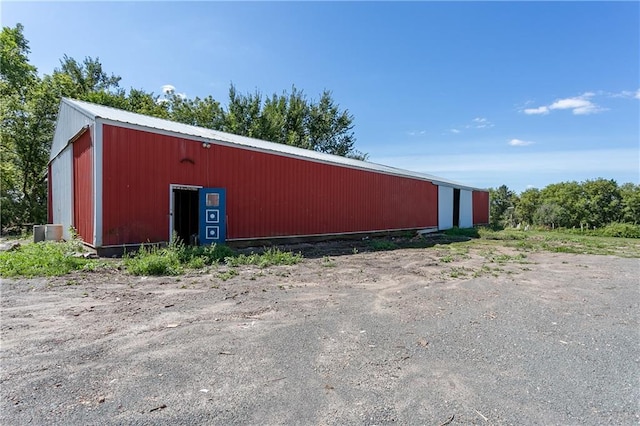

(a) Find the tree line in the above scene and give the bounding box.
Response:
[489,179,640,230]
[0,24,365,231]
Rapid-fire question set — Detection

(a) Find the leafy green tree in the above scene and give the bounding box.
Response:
[54,54,121,98]
[167,94,224,129]
[538,181,586,228]
[307,90,358,157]
[581,178,622,227]
[1,24,46,229]
[534,203,568,229]
[489,185,517,228]
[620,183,640,224]
[223,84,263,138]
[514,187,540,225]
[222,84,366,159]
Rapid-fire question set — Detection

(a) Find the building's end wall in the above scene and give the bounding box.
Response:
[50,146,74,240]
[472,191,490,225]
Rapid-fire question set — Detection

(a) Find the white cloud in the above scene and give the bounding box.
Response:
[407,130,426,136]
[471,117,493,128]
[509,139,535,147]
[524,92,606,116]
[523,106,549,115]
[162,84,176,94]
[604,89,640,100]
[450,129,460,134]
[549,94,603,115]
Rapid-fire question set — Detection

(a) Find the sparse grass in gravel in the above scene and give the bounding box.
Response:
[369,239,398,251]
[225,247,302,268]
[474,228,640,258]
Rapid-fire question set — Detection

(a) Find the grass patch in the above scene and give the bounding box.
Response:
[176,242,236,266]
[475,229,640,258]
[225,247,302,268]
[443,227,480,238]
[0,240,97,277]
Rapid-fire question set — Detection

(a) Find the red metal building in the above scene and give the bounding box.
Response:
[49,98,489,252]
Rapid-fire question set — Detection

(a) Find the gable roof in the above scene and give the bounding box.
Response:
[59,97,483,191]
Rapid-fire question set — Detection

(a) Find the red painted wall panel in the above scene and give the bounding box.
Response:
[101,125,439,246]
[472,191,489,225]
[73,131,94,244]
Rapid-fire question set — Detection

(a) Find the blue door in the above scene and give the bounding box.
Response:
[199,188,226,245]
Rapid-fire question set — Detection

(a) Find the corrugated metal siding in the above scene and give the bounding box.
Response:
[101,125,438,245]
[47,164,53,224]
[50,147,74,240]
[72,131,94,244]
[472,191,490,225]
[50,102,94,161]
[438,186,454,230]
[459,189,473,228]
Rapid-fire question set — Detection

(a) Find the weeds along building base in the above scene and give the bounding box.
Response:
[48,98,489,252]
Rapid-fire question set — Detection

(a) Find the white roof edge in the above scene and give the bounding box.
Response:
[60,97,486,191]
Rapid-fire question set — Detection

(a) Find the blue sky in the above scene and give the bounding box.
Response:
[3,1,639,192]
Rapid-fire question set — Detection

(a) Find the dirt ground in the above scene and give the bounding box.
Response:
[1,240,639,425]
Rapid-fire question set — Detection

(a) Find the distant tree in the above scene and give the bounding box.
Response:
[538,181,586,228]
[534,203,568,229]
[620,182,640,224]
[581,178,622,227]
[515,187,540,226]
[489,185,517,229]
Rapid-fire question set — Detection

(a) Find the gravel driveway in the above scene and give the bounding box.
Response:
[1,246,638,425]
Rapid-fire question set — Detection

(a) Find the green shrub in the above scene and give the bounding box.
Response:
[0,241,92,277]
[124,245,183,276]
[598,223,640,238]
[176,242,236,265]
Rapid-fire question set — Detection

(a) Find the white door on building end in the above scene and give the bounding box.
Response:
[438,186,454,230]
[459,189,473,228]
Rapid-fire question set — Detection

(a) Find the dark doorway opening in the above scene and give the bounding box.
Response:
[173,189,199,245]
[453,188,461,228]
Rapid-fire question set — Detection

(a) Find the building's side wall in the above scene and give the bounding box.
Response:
[72,130,94,245]
[50,147,74,240]
[438,186,454,230]
[459,189,473,228]
[101,125,439,246]
[472,190,490,225]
